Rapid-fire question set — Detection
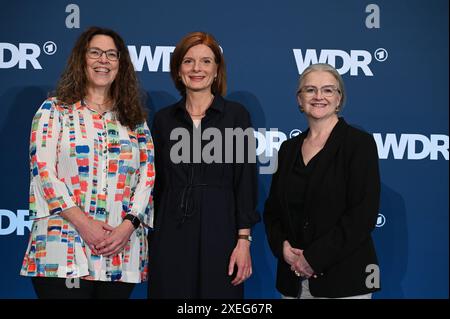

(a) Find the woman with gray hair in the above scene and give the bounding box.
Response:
[264,63,381,299]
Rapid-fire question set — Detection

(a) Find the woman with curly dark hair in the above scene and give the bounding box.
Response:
[20,26,155,299]
[55,26,146,129]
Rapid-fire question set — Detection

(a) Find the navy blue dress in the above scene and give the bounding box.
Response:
[148,95,260,298]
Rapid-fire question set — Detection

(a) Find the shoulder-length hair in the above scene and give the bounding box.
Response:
[170,31,226,96]
[55,26,146,129]
[297,63,346,111]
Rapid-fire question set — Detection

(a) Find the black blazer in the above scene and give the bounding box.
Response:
[263,118,381,298]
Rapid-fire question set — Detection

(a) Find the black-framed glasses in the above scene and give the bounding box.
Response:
[86,47,120,61]
[298,85,341,98]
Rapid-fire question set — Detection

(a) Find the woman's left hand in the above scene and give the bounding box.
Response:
[228,239,252,286]
[290,249,315,278]
[95,221,135,257]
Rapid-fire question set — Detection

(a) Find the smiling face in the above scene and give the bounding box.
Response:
[85,34,119,92]
[178,44,218,94]
[297,70,342,121]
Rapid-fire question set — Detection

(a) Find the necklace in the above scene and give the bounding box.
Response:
[187,109,206,117]
[186,95,214,118]
[84,97,112,112]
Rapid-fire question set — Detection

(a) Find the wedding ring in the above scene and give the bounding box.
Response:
[294,271,301,277]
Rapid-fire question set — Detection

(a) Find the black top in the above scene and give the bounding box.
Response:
[148,95,260,299]
[286,148,322,250]
[264,117,381,298]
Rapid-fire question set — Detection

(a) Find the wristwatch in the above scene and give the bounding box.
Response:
[237,234,252,242]
[123,214,141,229]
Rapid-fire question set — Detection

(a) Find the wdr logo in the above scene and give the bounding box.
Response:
[128,45,174,72]
[0,210,32,235]
[0,41,57,69]
[292,48,389,76]
[373,133,449,160]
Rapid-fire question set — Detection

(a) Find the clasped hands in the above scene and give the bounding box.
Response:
[77,219,135,257]
[282,240,316,279]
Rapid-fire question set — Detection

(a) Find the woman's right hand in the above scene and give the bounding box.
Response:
[61,207,114,255]
[76,219,114,255]
[283,240,301,266]
[283,240,315,278]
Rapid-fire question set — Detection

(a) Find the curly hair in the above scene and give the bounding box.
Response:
[170,31,227,96]
[55,26,146,129]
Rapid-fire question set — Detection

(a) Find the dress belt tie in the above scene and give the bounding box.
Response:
[178,182,208,225]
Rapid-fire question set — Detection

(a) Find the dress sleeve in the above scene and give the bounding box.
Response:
[303,133,381,273]
[29,99,77,219]
[128,121,155,228]
[233,108,261,229]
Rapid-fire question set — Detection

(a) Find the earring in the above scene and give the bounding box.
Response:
[335,106,340,113]
[299,105,304,113]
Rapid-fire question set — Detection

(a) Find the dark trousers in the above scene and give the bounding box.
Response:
[31,277,135,299]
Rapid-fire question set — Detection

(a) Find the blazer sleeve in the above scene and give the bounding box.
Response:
[128,121,155,228]
[303,133,381,273]
[263,141,288,260]
[29,99,77,219]
[233,108,260,229]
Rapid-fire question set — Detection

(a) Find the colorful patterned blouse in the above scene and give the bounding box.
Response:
[20,98,155,283]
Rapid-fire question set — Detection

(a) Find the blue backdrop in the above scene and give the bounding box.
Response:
[0,0,448,299]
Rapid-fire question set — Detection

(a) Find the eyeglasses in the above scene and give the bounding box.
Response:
[298,85,341,98]
[86,47,120,61]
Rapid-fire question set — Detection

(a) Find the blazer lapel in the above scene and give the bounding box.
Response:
[280,133,305,245]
